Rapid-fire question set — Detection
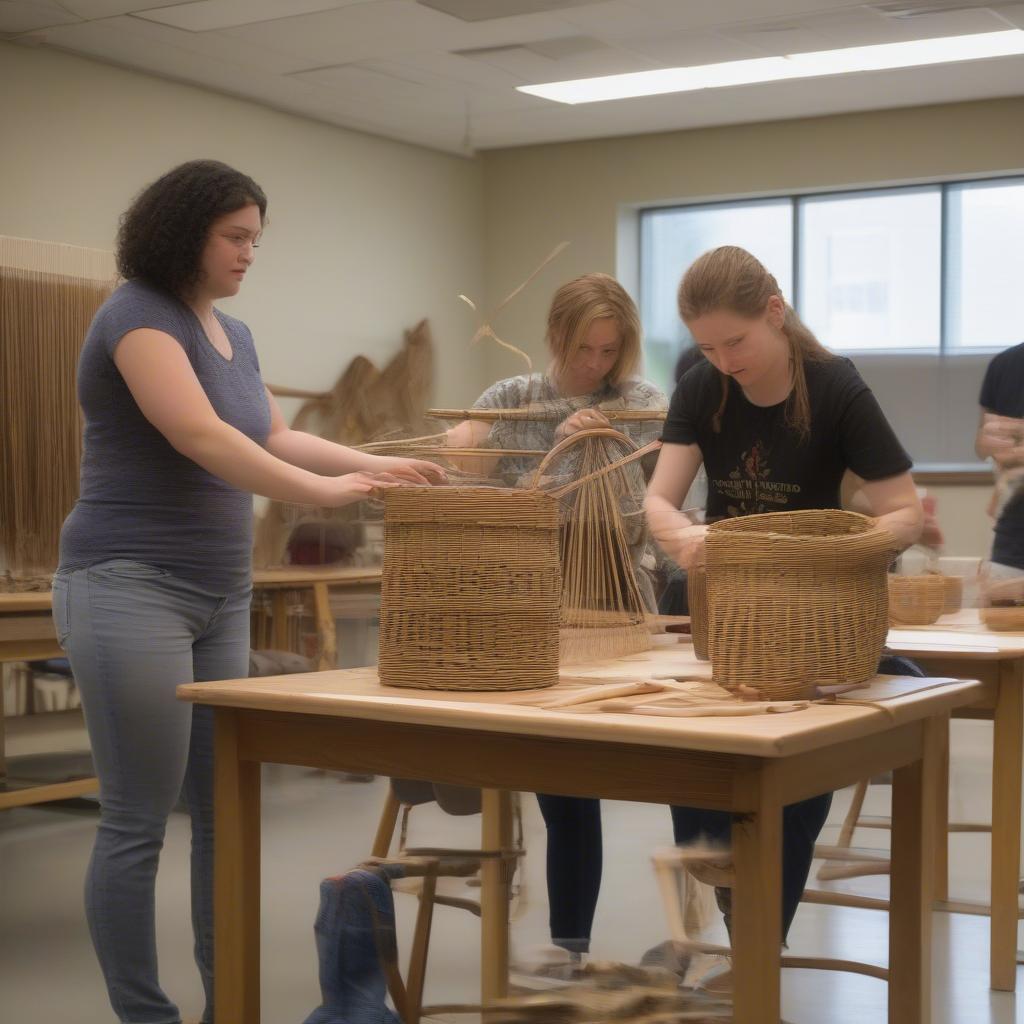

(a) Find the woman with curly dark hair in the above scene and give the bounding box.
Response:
[52,159,444,1024]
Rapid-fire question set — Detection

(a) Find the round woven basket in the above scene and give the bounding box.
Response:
[687,564,709,661]
[379,486,561,691]
[888,573,947,626]
[705,510,895,699]
[981,606,1024,631]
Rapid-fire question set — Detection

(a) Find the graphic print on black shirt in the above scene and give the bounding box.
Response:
[661,356,912,521]
[717,437,804,517]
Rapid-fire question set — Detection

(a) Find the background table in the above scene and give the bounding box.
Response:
[887,609,1024,991]
[0,566,382,811]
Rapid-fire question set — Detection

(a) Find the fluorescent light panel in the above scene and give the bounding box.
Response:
[517,29,1024,104]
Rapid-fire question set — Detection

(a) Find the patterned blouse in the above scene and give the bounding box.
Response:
[471,372,668,609]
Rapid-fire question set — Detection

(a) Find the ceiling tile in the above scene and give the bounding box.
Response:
[134,0,363,33]
[37,15,305,76]
[220,0,580,66]
[623,1,869,33]
[0,0,81,34]
[992,3,1024,29]
[58,0,183,16]
[417,0,594,19]
[620,28,765,65]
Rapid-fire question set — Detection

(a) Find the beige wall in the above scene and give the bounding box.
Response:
[0,42,485,417]
[480,98,1024,558]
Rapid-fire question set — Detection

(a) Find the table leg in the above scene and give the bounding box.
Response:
[925,713,949,905]
[312,582,337,670]
[480,788,513,1004]
[991,661,1023,991]
[890,750,930,1023]
[732,766,782,1024]
[0,668,7,779]
[214,709,262,1024]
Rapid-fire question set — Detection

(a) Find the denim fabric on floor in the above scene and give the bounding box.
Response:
[303,866,405,1024]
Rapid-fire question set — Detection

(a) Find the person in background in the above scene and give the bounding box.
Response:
[447,273,665,965]
[976,341,1024,601]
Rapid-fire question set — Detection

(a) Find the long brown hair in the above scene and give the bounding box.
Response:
[547,273,641,389]
[677,246,831,440]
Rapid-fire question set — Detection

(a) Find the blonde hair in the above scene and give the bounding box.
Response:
[678,246,831,439]
[547,273,641,390]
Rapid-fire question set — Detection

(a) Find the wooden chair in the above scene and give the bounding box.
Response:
[654,846,889,983]
[370,784,526,1021]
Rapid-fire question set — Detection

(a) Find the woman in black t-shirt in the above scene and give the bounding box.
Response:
[644,246,924,957]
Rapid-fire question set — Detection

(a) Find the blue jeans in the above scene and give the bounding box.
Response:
[52,560,251,1024]
[669,655,927,941]
[536,795,602,954]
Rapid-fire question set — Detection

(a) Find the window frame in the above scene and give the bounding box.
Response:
[638,171,1024,359]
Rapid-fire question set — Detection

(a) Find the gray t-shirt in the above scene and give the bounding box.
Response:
[58,279,270,594]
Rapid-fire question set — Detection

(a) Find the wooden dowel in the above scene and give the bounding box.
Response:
[427,407,667,422]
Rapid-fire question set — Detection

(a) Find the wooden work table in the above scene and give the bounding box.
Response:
[886,609,1024,992]
[178,643,982,1024]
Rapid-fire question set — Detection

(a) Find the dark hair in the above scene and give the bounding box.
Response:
[673,344,704,385]
[116,159,267,298]
[678,245,831,440]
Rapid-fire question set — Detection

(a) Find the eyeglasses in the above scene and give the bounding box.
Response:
[220,233,261,251]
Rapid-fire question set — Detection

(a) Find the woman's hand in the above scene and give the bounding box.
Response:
[981,413,1024,449]
[649,518,708,570]
[554,407,610,439]
[371,455,448,485]
[314,471,406,508]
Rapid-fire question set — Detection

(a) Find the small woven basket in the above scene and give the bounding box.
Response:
[687,564,709,661]
[942,574,963,615]
[705,510,895,699]
[981,606,1024,631]
[379,486,561,691]
[888,573,947,626]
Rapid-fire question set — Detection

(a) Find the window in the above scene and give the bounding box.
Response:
[637,175,1024,469]
[640,199,791,388]
[946,180,1024,351]
[798,188,941,352]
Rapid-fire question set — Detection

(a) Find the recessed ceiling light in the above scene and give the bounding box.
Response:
[517,29,1024,104]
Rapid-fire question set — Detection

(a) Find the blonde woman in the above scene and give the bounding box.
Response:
[645,245,923,955]
[448,273,666,961]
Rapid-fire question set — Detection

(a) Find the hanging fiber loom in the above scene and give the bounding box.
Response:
[0,236,116,591]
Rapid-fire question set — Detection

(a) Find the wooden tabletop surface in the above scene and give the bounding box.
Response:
[178,636,982,759]
[888,609,1024,658]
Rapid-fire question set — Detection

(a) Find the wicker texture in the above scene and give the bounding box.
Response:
[888,573,947,626]
[534,428,655,665]
[379,486,561,691]
[981,606,1024,631]
[705,510,894,699]
[687,564,709,662]
[942,574,964,615]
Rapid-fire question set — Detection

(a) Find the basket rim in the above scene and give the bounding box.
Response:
[707,509,895,551]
